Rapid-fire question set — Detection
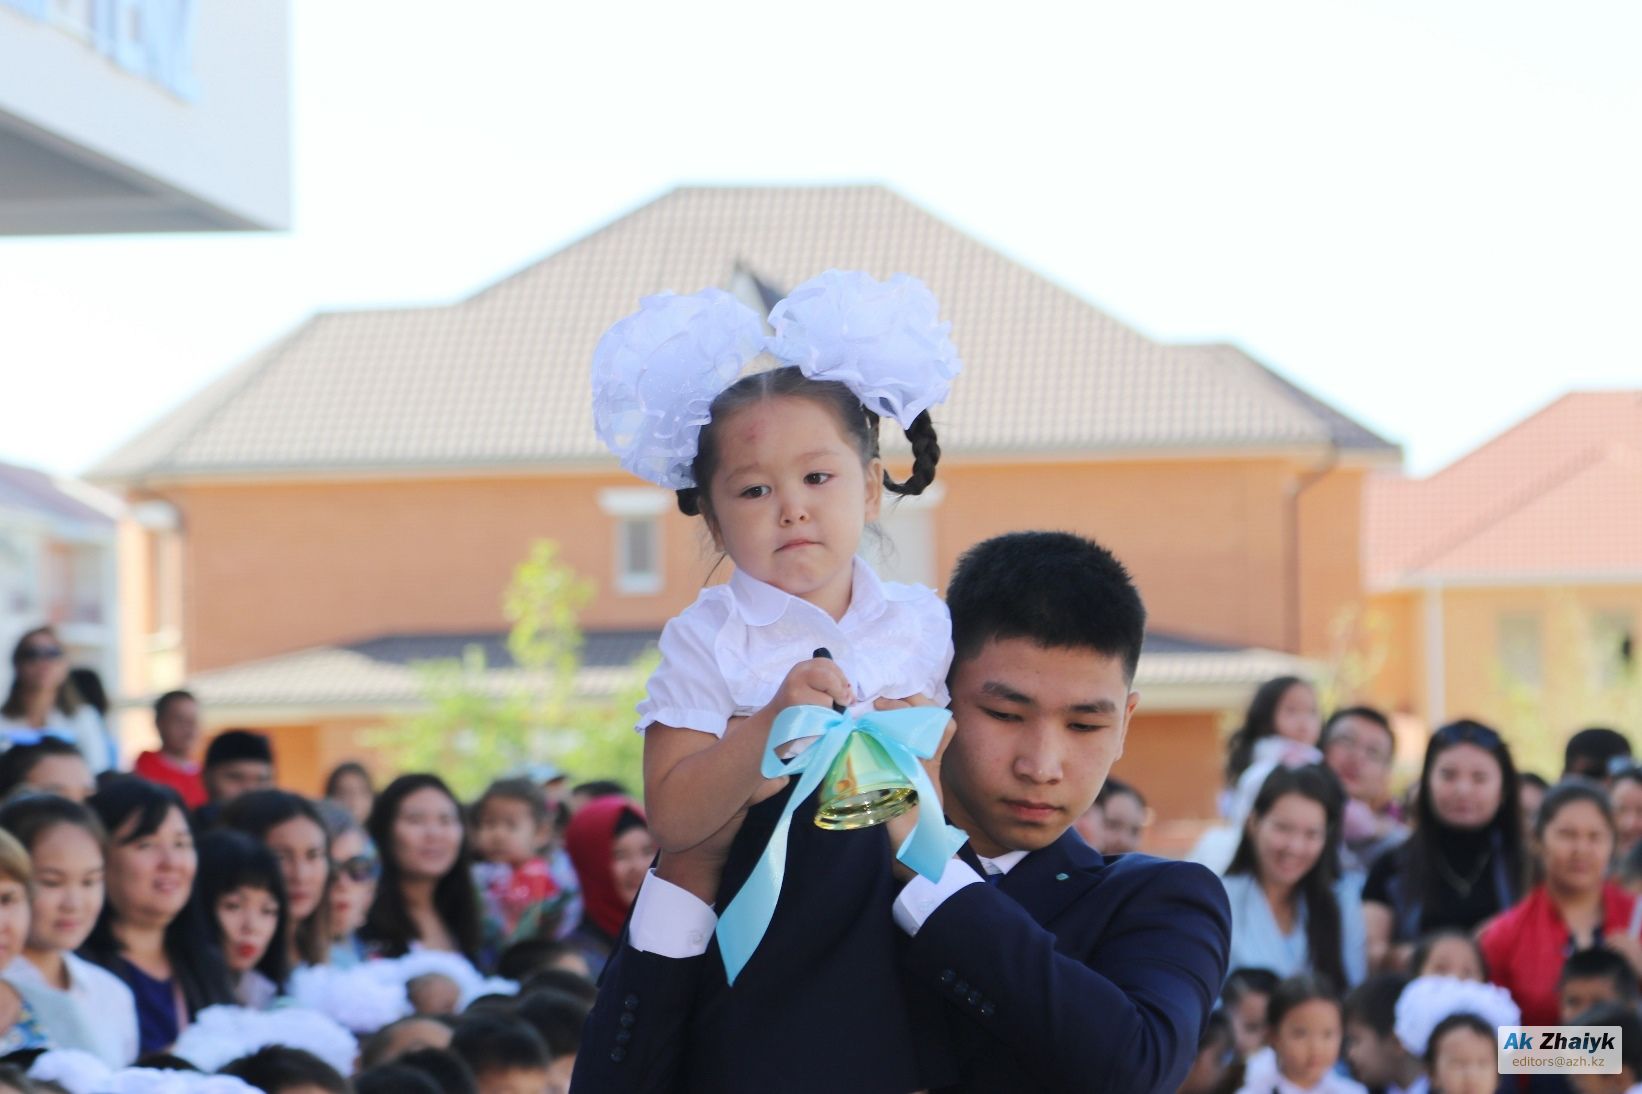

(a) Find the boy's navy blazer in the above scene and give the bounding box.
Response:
[574,830,1232,1093]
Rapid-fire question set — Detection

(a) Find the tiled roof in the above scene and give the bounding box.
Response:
[92,186,1396,484]
[182,627,1311,712]
[1366,391,1642,588]
[0,461,119,529]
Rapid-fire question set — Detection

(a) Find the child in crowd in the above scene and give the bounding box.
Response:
[218,1045,350,1094]
[0,738,94,803]
[1179,1009,1239,1094]
[1423,1015,1497,1094]
[1558,947,1640,1021]
[471,778,559,941]
[0,829,49,1054]
[196,829,289,1009]
[1410,929,1488,982]
[0,795,138,1066]
[1567,1002,1642,1094]
[133,691,206,810]
[593,271,961,1092]
[450,1012,553,1094]
[1224,967,1282,1060]
[1342,973,1421,1094]
[1236,974,1366,1094]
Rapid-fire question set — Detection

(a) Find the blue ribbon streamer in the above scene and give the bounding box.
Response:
[714,704,965,985]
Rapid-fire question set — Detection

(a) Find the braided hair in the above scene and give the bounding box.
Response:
[674,365,941,520]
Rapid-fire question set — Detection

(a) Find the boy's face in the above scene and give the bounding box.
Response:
[476,1066,552,1094]
[1230,991,1270,1058]
[205,758,274,805]
[1343,1019,1402,1087]
[476,797,545,864]
[1561,975,1624,1022]
[942,638,1138,858]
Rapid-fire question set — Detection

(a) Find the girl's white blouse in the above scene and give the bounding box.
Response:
[636,558,953,737]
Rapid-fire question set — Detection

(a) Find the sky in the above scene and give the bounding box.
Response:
[2,0,1639,480]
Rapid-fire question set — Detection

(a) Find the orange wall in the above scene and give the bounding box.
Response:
[137,455,1372,705]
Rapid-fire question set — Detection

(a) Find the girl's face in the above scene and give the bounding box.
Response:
[0,876,30,968]
[27,822,104,954]
[266,815,329,922]
[331,772,373,826]
[1272,998,1342,1091]
[1418,935,1485,982]
[1428,743,1503,830]
[1230,990,1269,1058]
[215,884,280,975]
[392,787,463,882]
[328,828,378,939]
[1540,799,1614,895]
[107,806,195,926]
[1274,684,1321,746]
[23,753,95,803]
[611,825,656,909]
[475,797,544,867]
[1611,779,1642,857]
[1250,792,1328,891]
[705,396,881,619]
[1430,1026,1497,1094]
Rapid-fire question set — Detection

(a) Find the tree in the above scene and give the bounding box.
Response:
[377,541,649,798]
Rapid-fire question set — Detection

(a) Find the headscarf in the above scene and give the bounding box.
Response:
[565,795,648,939]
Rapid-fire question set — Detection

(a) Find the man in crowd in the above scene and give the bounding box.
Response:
[133,689,207,809]
[575,531,1232,1093]
[196,728,275,825]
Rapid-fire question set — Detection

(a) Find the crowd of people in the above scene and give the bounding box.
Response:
[1171,673,1642,1094]
[0,624,642,1093]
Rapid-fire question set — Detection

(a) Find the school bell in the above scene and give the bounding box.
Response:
[810,648,919,831]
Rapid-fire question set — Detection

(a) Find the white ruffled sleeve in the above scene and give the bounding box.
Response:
[634,596,737,737]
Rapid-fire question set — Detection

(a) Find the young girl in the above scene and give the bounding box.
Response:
[197,829,289,1009]
[0,737,95,803]
[1235,974,1367,1094]
[592,270,960,1093]
[470,778,558,942]
[0,795,138,1065]
[221,790,332,971]
[1392,975,1519,1094]
[1410,929,1487,982]
[1423,1015,1498,1094]
[0,829,51,1055]
[1224,968,1281,1060]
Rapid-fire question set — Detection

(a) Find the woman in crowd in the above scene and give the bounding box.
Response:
[1478,780,1640,1026]
[82,778,233,1055]
[221,790,332,970]
[0,737,94,803]
[1609,765,1642,864]
[0,794,137,1065]
[324,762,375,827]
[361,774,484,965]
[562,795,652,978]
[1319,706,1407,881]
[0,627,109,773]
[197,829,289,1009]
[1219,764,1366,989]
[316,801,378,968]
[1362,720,1526,972]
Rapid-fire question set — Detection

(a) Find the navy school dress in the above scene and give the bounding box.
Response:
[678,779,957,1094]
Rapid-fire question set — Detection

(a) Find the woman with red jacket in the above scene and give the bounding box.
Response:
[564,795,652,979]
[1479,780,1642,1025]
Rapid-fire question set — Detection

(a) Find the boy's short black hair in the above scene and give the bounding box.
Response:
[1096,776,1144,809]
[450,1013,551,1076]
[496,937,578,984]
[572,779,628,800]
[398,1048,477,1094]
[1560,947,1640,998]
[1343,972,1410,1037]
[516,988,592,1058]
[153,689,195,720]
[355,1064,442,1094]
[203,729,273,769]
[1565,727,1631,777]
[1221,967,1280,1007]
[945,532,1147,680]
[521,966,598,1005]
[474,777,549,827]
[1577,1002,1642,1075]
[218,1046,349,1094]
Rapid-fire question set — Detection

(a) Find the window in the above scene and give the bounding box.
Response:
[1497,612,1542,689]
[1591,610,1637,689]
[598,488,669,596]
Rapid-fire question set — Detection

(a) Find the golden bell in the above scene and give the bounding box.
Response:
[814,731,917,830]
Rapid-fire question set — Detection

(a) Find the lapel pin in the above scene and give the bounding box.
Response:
[1055,872,1069,881]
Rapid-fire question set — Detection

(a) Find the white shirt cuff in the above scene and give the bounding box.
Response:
[892,857,984,936]
[627,869,718,958]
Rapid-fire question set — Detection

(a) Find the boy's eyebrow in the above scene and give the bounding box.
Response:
[979,680,1118,715]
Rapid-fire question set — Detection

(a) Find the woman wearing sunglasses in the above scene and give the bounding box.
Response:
[317,800,379,968]
[1362,720,1528,973]
[1,626,110,773]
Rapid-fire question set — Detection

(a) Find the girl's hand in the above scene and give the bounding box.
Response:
[873,692,938,711]
[766,657,853,713]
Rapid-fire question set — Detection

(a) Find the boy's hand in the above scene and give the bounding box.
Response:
[877,701,957,882]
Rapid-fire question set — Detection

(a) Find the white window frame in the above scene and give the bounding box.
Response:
[598,488,668,596]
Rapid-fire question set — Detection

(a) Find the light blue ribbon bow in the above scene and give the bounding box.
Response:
[714,704,965,984]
